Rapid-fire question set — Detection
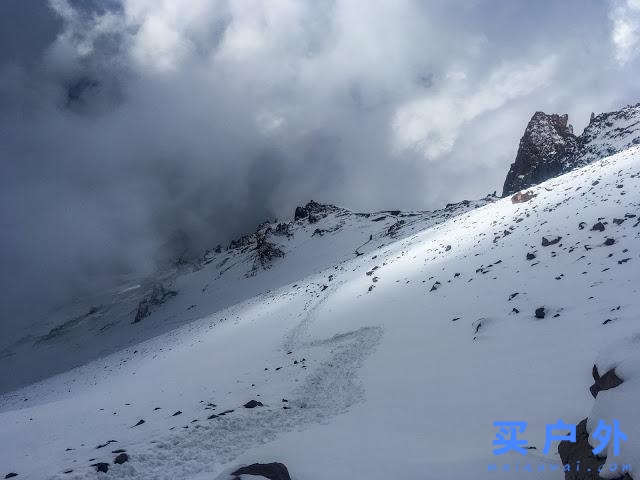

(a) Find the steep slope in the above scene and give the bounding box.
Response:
[0,197,496,394]
[503,103,640,196]
[2,146,640,479]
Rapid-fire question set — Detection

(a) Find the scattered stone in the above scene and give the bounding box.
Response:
[541,236,561,247]
[113,453,129,465]
[231,462,292,480]
[91,463,109,473]
[591,222,605,232]
[5,474,18,479]
[96,440,117,449]
[526,252,536,260]
[603,237,615,246]
[243,400,263,409]
[172,411,182,416]
[535,307,546,319]
[590,365,623,398]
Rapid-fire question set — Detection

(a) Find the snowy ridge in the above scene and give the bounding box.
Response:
[0,195,496,394]
[503,103,640,197]
[576,103,640,166]
[2,145,640,479]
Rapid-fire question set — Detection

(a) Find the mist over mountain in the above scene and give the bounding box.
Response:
[3,0,640,362]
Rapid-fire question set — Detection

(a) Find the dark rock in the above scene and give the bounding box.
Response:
[231,462,291,480]
[5,474,18,479]
[503,104,640,196]
[603,237,615,246]
[591,222,606,232]
[172,411,182,416]
[542,236,561,247]
[293,200,338,222]
[535,307,546,319]
[113,453,129,465]
[132,419,145,427]
[558,419,606,480]
[91,463,110,473]
[294,206,307,220]
[273,223,292,238]
[503,112,577,196]
[590,364,623,398]
[526,252,536,260]
[243,400,263,409]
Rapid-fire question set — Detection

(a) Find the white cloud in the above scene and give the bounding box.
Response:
[610,0,640,65]
[392,57,557,159]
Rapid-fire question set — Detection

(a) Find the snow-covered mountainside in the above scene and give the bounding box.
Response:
[0,196,496,393]
[2,141,640,479]
[503,103,640,196]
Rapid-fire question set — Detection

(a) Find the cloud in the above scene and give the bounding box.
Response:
[392,57,557,159]
[610,0,640,65]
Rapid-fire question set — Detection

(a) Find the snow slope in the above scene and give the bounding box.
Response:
[2,147,640,479]
[0,197,495,393]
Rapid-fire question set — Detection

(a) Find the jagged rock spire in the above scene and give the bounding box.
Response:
[502,112,577,196]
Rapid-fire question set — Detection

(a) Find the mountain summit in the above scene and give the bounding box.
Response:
[503,103,640,196]
[502,112,577,196]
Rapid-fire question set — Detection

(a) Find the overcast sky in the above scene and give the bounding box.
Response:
[2,0,640,333]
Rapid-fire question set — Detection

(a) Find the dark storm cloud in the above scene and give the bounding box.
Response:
[2,0,640,339]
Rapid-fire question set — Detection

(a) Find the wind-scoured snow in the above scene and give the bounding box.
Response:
[2,147,640,479]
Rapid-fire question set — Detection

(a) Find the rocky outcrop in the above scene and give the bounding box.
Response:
[294,200,341,223]
[503,103,640,196]
[590,364,623,398]
[558,418,607,480]
[558,364,628,479]
[247,233,285,276]
[576,103,640,166]
[133,283,177,323]
[502,112,577,196]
